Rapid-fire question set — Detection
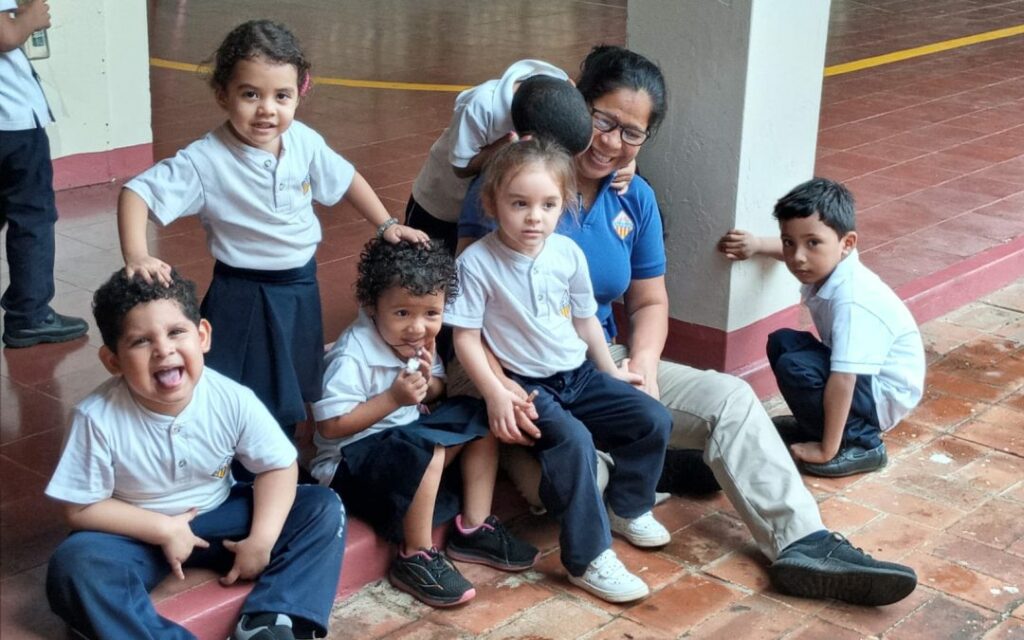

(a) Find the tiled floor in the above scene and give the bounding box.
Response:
[2,0,1024,638]
[325,284,1024,638]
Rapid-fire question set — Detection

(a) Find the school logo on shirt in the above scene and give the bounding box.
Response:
[612,210,634,240]
[559,290,571,318]
[210,456,232,479]
[302,175,311,195]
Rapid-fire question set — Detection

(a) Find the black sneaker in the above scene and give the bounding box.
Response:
[389,547,476,607]
[802,443,888,477]
[769,531,917,606]
[2,311,88,348]
[231,613,297,640]
[446,515,538,571]
[771,415,812,446]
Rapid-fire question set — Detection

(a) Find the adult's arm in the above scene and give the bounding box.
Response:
[622,275,669,399]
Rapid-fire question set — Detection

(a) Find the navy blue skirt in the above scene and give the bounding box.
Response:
[330,396,489,543]
[201,259,324,430]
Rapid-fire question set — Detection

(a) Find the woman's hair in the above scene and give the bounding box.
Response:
[480,138,577,222]
[208,20,311,94]
[576,45,667,136]
[356,239,459,307]
[93,269,201,351]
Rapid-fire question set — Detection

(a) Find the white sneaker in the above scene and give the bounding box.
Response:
[608,507,671,547]
[567,549,650,603]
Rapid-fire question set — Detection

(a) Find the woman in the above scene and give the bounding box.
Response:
[455,45,918,607]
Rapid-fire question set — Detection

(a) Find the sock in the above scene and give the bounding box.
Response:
[243,612,293,629]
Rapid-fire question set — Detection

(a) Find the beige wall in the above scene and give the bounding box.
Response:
[32,0,151,160]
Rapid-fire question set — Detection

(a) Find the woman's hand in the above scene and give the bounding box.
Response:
[622,357,660,399]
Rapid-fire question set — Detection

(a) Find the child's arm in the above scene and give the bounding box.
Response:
[316,361,433,440]
[453,327,539,445]
[345,172,429,245]
[609,159,637,195]
[63,499,210,580]
[718,229,784,261]
[0,0,49,52]
[790,372,857,464]
[117,188,173,286]
[572,315,645,386]
[452,132,518,179]
[220,462,297,585]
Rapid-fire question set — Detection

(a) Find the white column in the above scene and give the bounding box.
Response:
[627,0,831,375]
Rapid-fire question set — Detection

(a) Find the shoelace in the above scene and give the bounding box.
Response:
[423,547,456,575]
[828,533,875,560]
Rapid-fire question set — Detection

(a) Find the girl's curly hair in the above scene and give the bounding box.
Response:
[356,239,459,307]
[208,20,312,94]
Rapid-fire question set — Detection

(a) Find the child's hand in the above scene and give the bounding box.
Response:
[125,255,173,287]
[620,357,659,399]
[611,364,645,388]
[789,441,834,465]
[483,387,537,446]
[382,223,430,246]
[388,369,429,406]
[220,536,273,585]
[611,159,637,195]
[160,508,210,580]
[717,229,761,261]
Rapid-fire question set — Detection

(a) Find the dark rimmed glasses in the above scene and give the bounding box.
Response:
[591,108,650,146]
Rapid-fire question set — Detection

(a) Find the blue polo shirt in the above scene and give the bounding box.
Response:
[459,173,666,340]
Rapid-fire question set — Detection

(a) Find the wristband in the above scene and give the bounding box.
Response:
[376,217,399,238]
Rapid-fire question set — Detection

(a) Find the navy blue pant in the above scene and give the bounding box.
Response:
[47,484,346,640]
[509,361,672,576]
[0,127,57,330]
[767,328,882,450]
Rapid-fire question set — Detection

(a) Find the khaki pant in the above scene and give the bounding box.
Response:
[446,347,824,560]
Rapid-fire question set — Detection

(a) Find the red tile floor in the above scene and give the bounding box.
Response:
[3,0,1024,638]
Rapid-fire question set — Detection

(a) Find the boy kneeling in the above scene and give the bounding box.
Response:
[45,270,345,640]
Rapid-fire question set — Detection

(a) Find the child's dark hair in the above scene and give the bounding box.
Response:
[94,269,202,351]
[480,137,577,222]
[773,178,857,236]
[511,76,592,156]
[209,20,311,94]
[577,45,667,136]
[356,239,459,307]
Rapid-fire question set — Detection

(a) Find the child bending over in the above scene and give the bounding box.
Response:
[717,178,925,477]
[449,138,673,604]
[45,270,345,640]
[312,239,536,608]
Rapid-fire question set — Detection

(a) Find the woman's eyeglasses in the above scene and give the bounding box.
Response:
[591,108,650,146]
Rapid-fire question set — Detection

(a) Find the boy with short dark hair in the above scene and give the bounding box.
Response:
[717,178,925,477]
[45,269,345,640]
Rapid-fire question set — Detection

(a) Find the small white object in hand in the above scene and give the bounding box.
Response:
[405,357,419,374]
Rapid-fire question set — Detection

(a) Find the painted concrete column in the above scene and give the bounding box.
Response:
[627,0,831,393]
[33,0,152,189]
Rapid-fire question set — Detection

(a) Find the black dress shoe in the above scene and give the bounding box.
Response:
[2,312,88,348]
[802,443,888,477]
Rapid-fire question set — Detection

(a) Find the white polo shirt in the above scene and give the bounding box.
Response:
[410,59,568,223]
[802,250,925,431]
[125,120,355,270]
[310,309,446,485]
[0,0,53,131]
[45,368,296,515]
[446,232,597,379]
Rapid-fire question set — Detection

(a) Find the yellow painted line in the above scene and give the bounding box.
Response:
[825,23,1024,77]
[149,56,470,92]
[153,23,1024,91]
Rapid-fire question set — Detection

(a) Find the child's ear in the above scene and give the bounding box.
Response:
[841,231,858,256]
[98,345,122,376]
[215,88,229,110]
[198,319,212,354]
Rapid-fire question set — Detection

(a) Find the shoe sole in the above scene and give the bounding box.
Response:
[769,560,917,606]
[446,546,538,572]
[567,574,650,603]
[387,570,476,608]
[2,329,87,348]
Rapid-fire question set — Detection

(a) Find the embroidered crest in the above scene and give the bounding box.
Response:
[612,210,634,240]
[302,175,311,195]
[559,290,571,319]
[210,455,232,479]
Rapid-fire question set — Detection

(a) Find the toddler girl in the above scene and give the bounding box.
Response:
[448,138,672,604]
[312,239,537,607]
[117,20,426,436]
